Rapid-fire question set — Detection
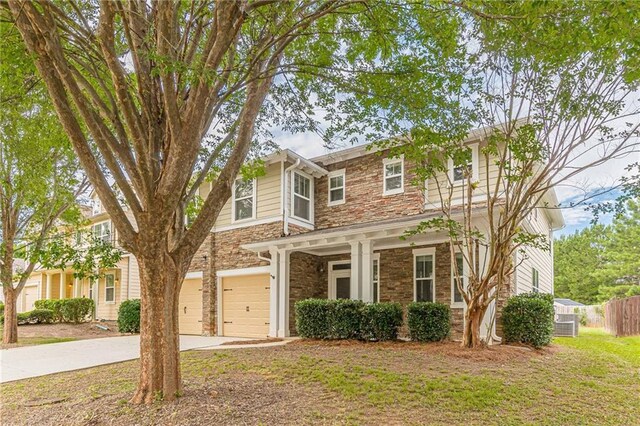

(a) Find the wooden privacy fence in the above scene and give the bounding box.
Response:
[604,295,640,337]
[554,304,604,327]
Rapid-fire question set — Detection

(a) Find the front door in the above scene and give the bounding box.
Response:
[330,263,351,299]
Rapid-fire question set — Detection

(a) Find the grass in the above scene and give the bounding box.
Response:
[17,336,79,346]
[555,327,640,366]
[1,329,638,425]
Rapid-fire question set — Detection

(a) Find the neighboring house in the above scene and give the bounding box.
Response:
[20,128,564,339]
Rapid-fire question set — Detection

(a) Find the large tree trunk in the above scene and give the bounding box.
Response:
[2,285,19,344]
[130,251,184,404]
[461,301,487,348]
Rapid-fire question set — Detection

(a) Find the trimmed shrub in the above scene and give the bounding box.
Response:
[330,299,364,339]
[35,298,94,323]
[360,302,403,341]
[118,299,141,333]
[60,298,94,323]
[34,299,64,322]
[407,302,451,342]
[29,309,55,324]
[295,299,332,338]
[502,292,554,348]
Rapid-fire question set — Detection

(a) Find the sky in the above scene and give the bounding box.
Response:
[272,128,640,239]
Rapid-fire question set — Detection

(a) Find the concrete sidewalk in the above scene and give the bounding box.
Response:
[0,335,251,383]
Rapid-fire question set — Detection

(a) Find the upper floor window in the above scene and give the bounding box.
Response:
[532,267,539,293]
[414,248,435,302]
[328,169,345,206]
[292,171,312,221]
[449,144,479,185]
[232,178,256,222]
[452,252,466,306]
[92,198,101,215]
[92,222,111,244]
[383,156,404,195]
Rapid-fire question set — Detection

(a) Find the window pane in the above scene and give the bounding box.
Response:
[332,263,351,271]
[294,173,309,198]
[385,162,401,177]
[330,175,343,189]
[235,180,253,198]
[336,277,350,299]
[416,279,432,302]
[453,253,464,303]
[453,166,464,182]
[235,198,253,220]
[106,288,115,302]
[373,259,379,281]
[385,175,402,191]
[416,255,433,279]
[293,195,310,220]
[330,188,344,202]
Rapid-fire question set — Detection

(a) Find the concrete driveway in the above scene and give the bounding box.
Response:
[0,335,251,383]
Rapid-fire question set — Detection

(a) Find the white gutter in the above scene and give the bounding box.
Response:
[283,158,301,236]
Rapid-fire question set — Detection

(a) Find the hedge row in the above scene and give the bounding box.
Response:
[502,292,554,348]
[0,309,55,325]
[295,299,451,342]
[34,298,94,323]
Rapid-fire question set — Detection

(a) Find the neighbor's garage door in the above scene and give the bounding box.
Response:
[222,274,270,338]
[179,278,203,335]
[22,284,39,313]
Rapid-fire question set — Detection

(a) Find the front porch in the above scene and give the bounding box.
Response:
[242,213,497,339]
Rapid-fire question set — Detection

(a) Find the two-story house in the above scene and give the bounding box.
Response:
[20,128,564,339]
[197,136,564,339]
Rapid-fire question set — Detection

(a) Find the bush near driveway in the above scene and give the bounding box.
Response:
[35,298,94,323]
[295,299,332,339]
[407,302,451,342]
[117,299,141,333]
[331,299,364,339]
[502,292,554,348]
[360,302,403,341]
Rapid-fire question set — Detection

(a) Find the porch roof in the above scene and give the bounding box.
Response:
[242,209,477,253]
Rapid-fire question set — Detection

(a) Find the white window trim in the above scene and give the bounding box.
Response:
[413,247,436,302]
[92,221,111,243]
[532,267,539,293]
[291,170,314,223]
[231,178,257,223]
[382,156,404,196]
[451,251,468,308]
[104,273,116,304]
[372,253,380,302]
[92,197,102,215]
[328,260,351,300]
[327,169,346,206]
[448,143,479,186]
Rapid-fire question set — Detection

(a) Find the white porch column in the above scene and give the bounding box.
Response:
[45,273,51,299]
[361,241,374,303]
[349,241,362,300]
[277,249,290,337]
[268,248,280,338]
[59,271,65,299]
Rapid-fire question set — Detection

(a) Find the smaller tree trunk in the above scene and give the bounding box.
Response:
[130,251,184,404]
[461,302,486,348]
[2,286,19,344]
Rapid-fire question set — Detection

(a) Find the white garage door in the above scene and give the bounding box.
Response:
[22,284,39,313]
[179,278,203,335]
[221,274,270,338]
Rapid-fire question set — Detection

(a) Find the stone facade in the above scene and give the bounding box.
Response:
[202,222,284,335]
[314,150,425,230]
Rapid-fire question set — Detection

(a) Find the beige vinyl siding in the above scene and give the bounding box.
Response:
[426,141,502,206]
[516,208,553,294]
[213,162,282,228]
[126,255,141,299]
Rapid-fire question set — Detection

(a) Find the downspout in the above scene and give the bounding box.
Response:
[283,158,301,236]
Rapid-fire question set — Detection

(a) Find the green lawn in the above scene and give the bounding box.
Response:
[555,327,640,366]
[1,329,638,425]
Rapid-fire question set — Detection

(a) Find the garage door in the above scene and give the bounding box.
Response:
[222,274,270,338]
[179,278,203,335]
[22,284,39,313]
